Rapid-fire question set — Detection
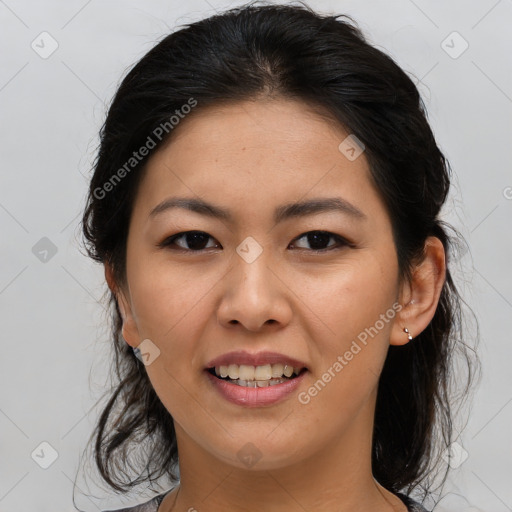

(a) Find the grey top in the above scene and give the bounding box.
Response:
[104,490,430,511]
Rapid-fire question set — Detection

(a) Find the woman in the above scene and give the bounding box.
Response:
[80,3,477,511]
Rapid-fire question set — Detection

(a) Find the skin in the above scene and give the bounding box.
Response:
[105,97,446,512]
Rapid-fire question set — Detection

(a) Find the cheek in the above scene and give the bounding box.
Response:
[300,284,396,426]
[302,255,397,334]
[127,259,215,340]
[128,269,212,422]
[302,254,398,386]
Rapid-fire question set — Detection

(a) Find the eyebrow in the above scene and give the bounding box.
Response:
[149,196,367,223]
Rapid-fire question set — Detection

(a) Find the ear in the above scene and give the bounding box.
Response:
[390,236,446,346]
[104,263,141,348]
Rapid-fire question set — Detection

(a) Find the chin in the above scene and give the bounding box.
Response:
[207,435,310,472]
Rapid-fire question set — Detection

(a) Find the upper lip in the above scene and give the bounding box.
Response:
[205,350,308,369]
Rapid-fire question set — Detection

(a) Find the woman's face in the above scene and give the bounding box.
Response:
[114,97,407,471]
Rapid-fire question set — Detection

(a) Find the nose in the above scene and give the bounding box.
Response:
[216,251,293,332]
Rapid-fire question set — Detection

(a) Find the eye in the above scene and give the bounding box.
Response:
[158,231,220,252]
[158,230,352,253]
[290,230,350,252]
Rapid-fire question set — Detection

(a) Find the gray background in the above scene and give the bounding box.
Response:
[0,1,511,511]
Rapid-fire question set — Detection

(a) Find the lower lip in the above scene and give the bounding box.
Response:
[205,370,307,407]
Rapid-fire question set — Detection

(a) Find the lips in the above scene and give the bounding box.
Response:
[205,365,308,407]
[205,350,308,370]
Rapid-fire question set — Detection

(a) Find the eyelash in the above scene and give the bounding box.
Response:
[157,230,353,254]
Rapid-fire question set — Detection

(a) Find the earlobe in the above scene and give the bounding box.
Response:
[390,236,446,346]
[390,315,417,347]
[103,263,140,348]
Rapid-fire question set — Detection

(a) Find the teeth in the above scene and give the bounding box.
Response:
[231,378,288,387]
[271,363,284,378]
[214,363,304,380]
[239,364,255,381]
[254,364,272,380]
[283,364,293,378]
[228,364,239,379]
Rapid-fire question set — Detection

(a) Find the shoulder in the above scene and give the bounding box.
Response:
[102,491,169,512]
[396,492,431,512]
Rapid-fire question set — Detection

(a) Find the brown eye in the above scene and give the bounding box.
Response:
[158,229,351,254]
[158,231,220,251]
[291,231,349,252]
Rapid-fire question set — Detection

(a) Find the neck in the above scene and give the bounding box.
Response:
[164,393,405,512]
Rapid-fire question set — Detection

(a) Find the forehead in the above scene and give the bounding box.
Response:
[132,98,389,228]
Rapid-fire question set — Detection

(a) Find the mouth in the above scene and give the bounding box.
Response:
[206,364,308,388]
